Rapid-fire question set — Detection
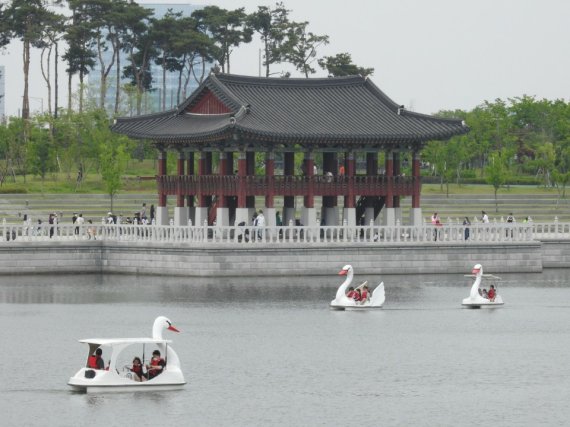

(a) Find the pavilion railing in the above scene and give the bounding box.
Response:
[2,221,569,244]
[157,175,415,197]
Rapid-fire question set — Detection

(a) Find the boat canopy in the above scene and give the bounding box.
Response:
[79,338,172,346]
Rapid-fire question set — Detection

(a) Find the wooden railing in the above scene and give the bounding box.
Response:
[157,175,416,197]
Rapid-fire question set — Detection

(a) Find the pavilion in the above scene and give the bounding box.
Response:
[111,73,467,227]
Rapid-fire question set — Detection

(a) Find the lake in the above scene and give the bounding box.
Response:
[0,270,569,426]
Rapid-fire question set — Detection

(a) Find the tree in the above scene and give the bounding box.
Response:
[248,3,291,77]
[99,135,130,212]
[281,21,329,77]
[486,150,509,212]
[318,52,374,77]
[4,0,52,120]
[192,6,252,73]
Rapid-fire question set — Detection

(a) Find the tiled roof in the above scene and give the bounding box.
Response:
[112,73,468,147]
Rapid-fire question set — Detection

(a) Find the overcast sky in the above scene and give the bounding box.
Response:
[1,0,569,117]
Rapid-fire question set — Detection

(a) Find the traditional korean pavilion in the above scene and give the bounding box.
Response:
[111,73,467,227]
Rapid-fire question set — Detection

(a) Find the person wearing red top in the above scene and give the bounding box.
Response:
[346,287,356,299]
[488,285,496,302]
[147,350,166,379]
[130,357,146,382]
[360,286,369,303]
[87,348,105,370]
[353,288,362,302]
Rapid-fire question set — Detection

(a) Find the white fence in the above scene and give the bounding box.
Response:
[2,220,569,244]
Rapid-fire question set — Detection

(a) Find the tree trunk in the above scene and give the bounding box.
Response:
[22,40,30,120]
[54,42,59,119]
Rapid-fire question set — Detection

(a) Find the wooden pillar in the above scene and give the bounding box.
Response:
[265,152,275,208]
[246,151,255,209]
[385,150,393,208]
[304,152,314,208]
[218,152,227,208]
[176,152,185,208]
[237,151,247,208]
[197,152,207,207]
[344,152,355,208]
[186,152,194,208]
[412,151,421,208]
[393,151,401,208]
[366,152,378,208]
[283,152,295,210]
[158,150,167,207]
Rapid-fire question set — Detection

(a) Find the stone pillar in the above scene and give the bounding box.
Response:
[283,151,296,225]
[174,151,188,226]
[246,151,256,219]
[383,150,395,226]
[365,152,378,225]
[410,151,422,225]
[157,150,169,225]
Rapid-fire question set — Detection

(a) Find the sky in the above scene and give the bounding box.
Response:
[1,0,569,117]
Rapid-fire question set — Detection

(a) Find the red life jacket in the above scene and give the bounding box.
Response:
[347,290,356,299]
[353,292,361,301]
[361,289,368,300]
[131,364,143,376]
[148,357,164,378]
[488,288,496,299]
[87,355,100,369]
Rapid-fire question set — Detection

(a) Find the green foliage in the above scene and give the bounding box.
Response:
[318,52,374,77]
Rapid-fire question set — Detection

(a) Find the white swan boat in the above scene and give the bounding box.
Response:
[462,264,504,308]
[330,264,385,310]
[68,316,186,393]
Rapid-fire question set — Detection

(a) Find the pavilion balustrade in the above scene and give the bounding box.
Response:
[5,221,566,244]
[157,175,416,197]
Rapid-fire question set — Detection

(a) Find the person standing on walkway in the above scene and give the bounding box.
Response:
[463,217,471,240]
[481,211,489,223]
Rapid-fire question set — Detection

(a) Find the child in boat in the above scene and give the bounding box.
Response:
[146,350,166,379]
[346,287,357,299]
[360,286,370,303]
[129,357,146,382]
[488,285,496,302]
[87,348,105,370]
[353,288,362,302]
[482,288,488,299]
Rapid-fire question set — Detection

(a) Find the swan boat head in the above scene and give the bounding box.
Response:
[153,316,180,340]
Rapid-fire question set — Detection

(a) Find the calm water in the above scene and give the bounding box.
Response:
[1,270,570,426]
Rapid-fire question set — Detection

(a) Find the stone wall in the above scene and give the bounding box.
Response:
[0,240,556,276]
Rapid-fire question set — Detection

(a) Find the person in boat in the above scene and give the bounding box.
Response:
[360,286,370,303]
[482,288,488,299]
[346,286,357,299]
[146,350,166,380]
[87,348,105,370]
[129,357,146,382]
[352,288,362,302]
[488,285,496,302]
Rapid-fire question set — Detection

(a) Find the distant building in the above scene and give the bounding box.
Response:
[88,3,209,116]
[0,66,5,122]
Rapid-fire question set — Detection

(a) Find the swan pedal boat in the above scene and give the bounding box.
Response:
[68,317,185,393]
[462,264,504,309]
[330,265,385,310]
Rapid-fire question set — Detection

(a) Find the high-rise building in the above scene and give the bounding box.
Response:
[88,3,209,116]
[0,66,5,122]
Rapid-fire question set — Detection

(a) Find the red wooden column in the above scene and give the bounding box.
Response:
[344,152,355,209]
[304,152,314,209]
[218,152,227,208]
[393,151,401,209]
[265,152,275,209]
[283,151,295,225]
[158,150,167,207]
[176,152,185,208]
[186,152,194,210]
[237,151,247,209]
[412,151,421,208]
[385,150,394,209]
[246,151,255,209]
[197,151,207,208]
